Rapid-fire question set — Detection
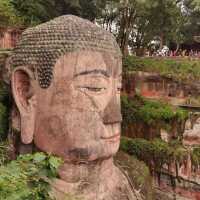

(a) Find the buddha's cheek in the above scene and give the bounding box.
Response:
[34,87,109,159]
[34,107,106,159]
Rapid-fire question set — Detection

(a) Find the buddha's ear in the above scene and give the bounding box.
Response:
[11,67,37,144]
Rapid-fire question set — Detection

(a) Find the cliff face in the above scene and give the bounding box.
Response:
[122,69,200,200]
[123,71,200,106]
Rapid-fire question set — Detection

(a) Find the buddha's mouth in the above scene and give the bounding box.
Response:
[101,134,120,142]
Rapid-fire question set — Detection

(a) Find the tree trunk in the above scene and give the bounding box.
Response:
[175,43,180,55]
[117,6,136,57]
[160,32,164,49]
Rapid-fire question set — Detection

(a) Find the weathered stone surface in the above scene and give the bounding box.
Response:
[10,15,141,200]
[155,172,200,200]
[122,71,200,199]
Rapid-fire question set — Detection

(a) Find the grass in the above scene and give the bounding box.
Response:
[123,56,200,83]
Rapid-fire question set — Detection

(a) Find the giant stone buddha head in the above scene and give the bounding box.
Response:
[11,15,122,163]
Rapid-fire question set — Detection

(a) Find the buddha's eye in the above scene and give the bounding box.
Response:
[86,87,105,92]
[74,75,109,94]
[78,86,106,93]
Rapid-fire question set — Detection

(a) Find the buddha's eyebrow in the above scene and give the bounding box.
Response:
[74,69,110,77]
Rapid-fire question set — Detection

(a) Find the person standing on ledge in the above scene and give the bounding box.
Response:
[10,15,142,200]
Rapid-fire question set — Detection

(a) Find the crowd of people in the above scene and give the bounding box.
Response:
[147,46,200,58]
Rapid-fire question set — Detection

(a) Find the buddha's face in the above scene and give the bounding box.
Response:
[28,51,122,162]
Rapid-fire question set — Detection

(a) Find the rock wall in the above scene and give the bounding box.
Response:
[123,71,200,199]
[123,71,200,106]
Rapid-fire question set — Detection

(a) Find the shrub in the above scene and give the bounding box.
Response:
[121,94,188,132]
[120,137,189,172]
[0,152,63,200]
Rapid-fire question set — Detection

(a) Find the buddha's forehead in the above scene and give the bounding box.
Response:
[49,51,122,84]
[74,51,122,78]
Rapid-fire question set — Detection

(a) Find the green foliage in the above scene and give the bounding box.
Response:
[191,147,200,167]
[180,0,200,43]
[0,0,23,27]
[120,137,188,172]
[145,0,183,46]
[121,94,188,131]
[123,56,200,83]
[10,0,107,25]
[138,100,174,124]
[121,94,139,127]
[10,0,57,26]
[0,141,9,166]
[121,137,153,163]
[114,151,154,200]
[99,0,196,53]
[0,152,63,200]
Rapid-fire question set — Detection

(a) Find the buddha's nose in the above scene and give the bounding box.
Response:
[102,95,122,124]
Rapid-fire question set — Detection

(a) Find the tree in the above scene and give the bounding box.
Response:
[10,0,59,25]
[99,0,148,56]
[10,0,107,26]
[145,0,183,49]
[182,0,200,43]
[128,2,156,55]
[116,0,138,56]
[0,0,22,27]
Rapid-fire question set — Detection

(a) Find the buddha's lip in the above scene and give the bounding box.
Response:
[101,134,120,141]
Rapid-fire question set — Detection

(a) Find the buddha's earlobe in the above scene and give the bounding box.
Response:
[11,67,37,144]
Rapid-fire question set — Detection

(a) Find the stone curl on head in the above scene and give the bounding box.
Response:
[10,15,121,89]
